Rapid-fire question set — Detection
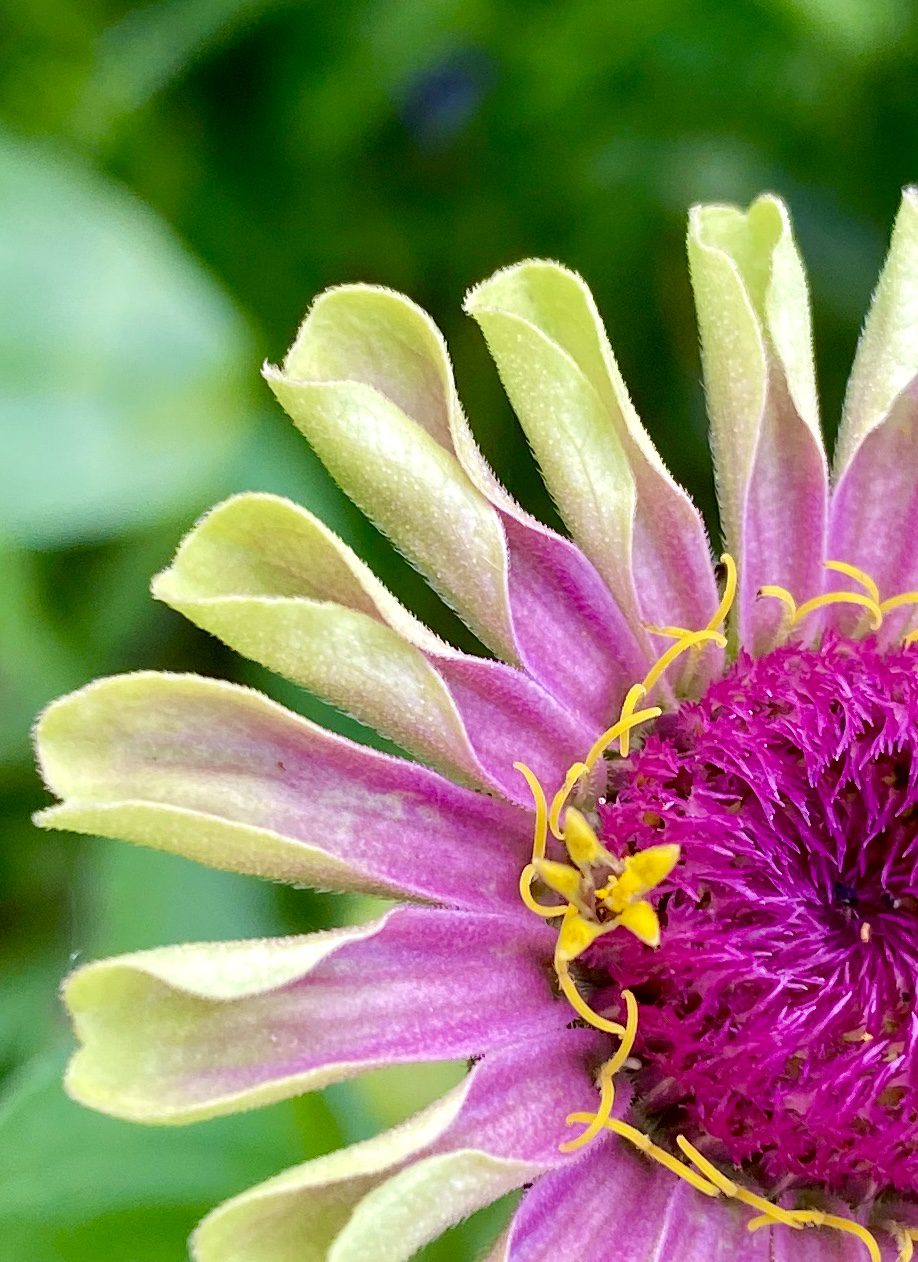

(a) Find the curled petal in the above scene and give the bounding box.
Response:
[62,906,562,1124]
[153,493,593,802]
[688,195,829,653]
[831,189,918,637]
[34,672,532,910]
[265,284,646,727]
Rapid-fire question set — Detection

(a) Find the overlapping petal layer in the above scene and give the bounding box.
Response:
[153,492,595,802]
[192,1028,608,1262]
[264,284,646,726]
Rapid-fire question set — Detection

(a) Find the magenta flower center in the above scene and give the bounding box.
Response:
[594,635,918,1199]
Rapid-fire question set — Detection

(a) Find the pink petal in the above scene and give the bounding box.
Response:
[501,1139,771,1261]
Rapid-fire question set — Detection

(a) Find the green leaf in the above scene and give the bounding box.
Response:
[0,129,255,547]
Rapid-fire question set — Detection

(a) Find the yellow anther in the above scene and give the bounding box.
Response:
[556,905,612,962]
[518,864,567,918]
[793,590,883,630]
[582,702,662,773]
[826,560,881,605]
[559,1061,618,1153]
[748,1209,881,1262]
[617,899,661,947]
[548,762,590,839]
[676,1137,803,1228]
[533,857,584,905]
[759,584,798,617]
[707,553,738,633]
[561,807,611,872]
[514,761,548,861]
[641,629,727,696]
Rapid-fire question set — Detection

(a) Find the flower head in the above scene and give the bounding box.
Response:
[35,189,918,1260]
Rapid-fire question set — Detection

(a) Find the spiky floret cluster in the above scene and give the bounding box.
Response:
[593,634,918,1199]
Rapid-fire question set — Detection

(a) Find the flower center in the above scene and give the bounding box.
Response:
[594,634,918,1200]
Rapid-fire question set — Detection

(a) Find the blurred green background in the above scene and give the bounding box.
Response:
[2,1,917,1258]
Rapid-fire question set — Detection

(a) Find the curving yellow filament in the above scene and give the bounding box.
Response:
[881,591,918,614]
[675,1137,802,1229]
[881,1221,918,1262]
[641,628,727,697]
[582,702,662,774]
[565,1113,720,1197]
[513,761,548,861]
[559,1061,618,1153]
[793,590,883,630]
[826,559,881,605]
[759,584,798,617]
[708,552,738,633]
[748,1209,881,1261]
[554,955,626,1036]
[644,623,693,640]
[518,864,567,918]
[548,761,590,839]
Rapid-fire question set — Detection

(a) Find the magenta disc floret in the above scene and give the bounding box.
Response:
[594,634,918,1200]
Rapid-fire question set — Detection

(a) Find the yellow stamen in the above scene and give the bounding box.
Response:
[759,584,798,617]
[881,1221,918,1262]
[554,955,626,1036]
[513,761,548,861]
[880,591,918,614]
[826,559,881,605]
[793,590,883,630]
[748,1210,882,1262]
[907,629,918,646]
[644,623,693,640]
[518,864,567,918]
[641,628,727,696]
[548,761,590,839]
[708,552,738,633]
[675,1137,802,1228]
[616,899,661,947]
[582,696,662,773]
[559,1061,618,1153]
[604,844,681,911]
[578,1116,720,1197]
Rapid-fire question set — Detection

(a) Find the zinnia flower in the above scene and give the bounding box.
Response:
[35,190,918,1261]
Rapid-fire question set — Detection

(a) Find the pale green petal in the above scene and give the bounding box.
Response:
[152,493,487,787]
[836,187,918,475]
[688,195,828,652]
[62,921,382,1123]
[192,1078,534,1262]
[687,194,822,556]
[464,260,716,634]
[264,287,517,660]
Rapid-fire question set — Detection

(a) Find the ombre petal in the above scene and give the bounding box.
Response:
[689,195,829,653]
[497,1141,772,1262]
[153,493,593,802]
[831,189,918,634]
[264,284,646,727]
[63,906,562,1124]
[34,672,532,910]
[464,260,719,664]
[192,1027,608,1262]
